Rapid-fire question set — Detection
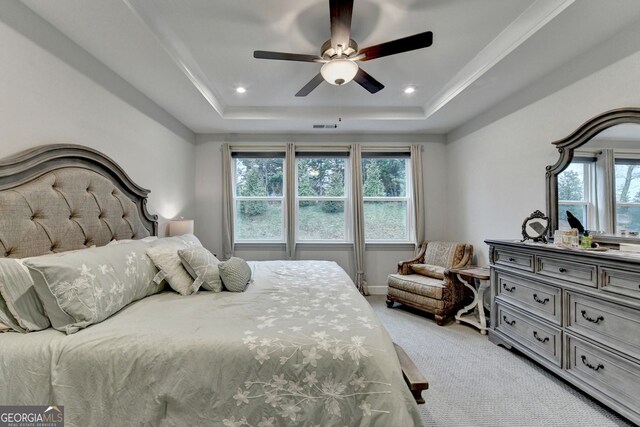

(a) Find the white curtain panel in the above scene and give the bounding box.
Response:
[351,144,369,295]
[594,149,616,233]
[285,143,296,259]
[411,144,426,251]
[222,144,235,260]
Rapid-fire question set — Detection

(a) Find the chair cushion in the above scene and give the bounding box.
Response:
[410,263,445,280]
[424,242,464,268]
[387,274,444,300]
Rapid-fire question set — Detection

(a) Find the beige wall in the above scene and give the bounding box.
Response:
[0,14,196,236]
[446,50,640,266]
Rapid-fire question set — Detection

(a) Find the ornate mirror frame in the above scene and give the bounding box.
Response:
[546,107,640,237]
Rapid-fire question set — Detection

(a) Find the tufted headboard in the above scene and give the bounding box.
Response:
[0,144,158,258]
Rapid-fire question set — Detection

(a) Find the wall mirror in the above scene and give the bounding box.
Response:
[546,108,640,243]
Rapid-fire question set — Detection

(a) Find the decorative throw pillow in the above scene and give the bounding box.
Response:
[178,247,222,292]
[25,240,161,334]
[218,257,252,292]
[411,263,446,280]
[146,235,203,295]
[0,258,51,332]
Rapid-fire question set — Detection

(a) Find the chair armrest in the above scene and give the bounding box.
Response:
[397,243,427,275]
[451,244,474,269]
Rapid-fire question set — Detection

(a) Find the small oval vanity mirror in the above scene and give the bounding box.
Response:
[522,210,549,243]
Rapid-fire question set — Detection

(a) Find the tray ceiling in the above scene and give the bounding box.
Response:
[20,0,640,134]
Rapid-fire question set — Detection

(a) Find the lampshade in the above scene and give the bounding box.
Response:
[321,59,359,85]
[169,219,194,236]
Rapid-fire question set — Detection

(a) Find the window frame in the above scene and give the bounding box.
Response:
[614,156,640,231]
[232,155,286,244]
[362,155,414,244]
[294,155,352,244]
[557,161,592,230]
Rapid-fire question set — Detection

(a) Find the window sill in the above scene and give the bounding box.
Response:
[366,242,416,250]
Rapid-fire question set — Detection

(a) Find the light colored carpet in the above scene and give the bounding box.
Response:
[367,296,634,427]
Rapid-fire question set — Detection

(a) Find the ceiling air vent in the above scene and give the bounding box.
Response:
[313,124,338,129]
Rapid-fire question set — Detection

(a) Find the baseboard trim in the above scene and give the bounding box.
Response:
[368,285,388,295]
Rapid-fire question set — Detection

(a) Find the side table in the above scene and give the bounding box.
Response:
[450,266,490,334]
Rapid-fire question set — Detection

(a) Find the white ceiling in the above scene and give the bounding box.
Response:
[20,0,640,134]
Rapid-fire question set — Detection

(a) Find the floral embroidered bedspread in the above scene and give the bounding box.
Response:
[0,261,424,427]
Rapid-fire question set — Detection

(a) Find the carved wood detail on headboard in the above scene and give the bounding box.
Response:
[0,144,158,258]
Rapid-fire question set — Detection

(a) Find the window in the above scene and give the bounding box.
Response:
[233,155,285,242]
[229,148,416,245]
[558,162,590,230]
[615,158,640,231]
[296,156,349,241]
[362,156,411,241]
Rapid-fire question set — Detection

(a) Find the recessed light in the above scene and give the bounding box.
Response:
[236,86,247,94]
[404,86,416,94]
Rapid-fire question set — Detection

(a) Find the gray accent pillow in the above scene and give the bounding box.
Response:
[178,247,222,292]
[146,235,203,296]
[25,240,162,334]
[218,257,252,292]
[0,258,50,332]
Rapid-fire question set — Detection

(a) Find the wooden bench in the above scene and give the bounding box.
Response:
[394,343,429,404]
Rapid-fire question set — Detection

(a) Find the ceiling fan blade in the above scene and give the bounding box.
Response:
[329,0,353,53]
[295,73,325,97]
[353,68,384,94]
[254,51,321,63]
[358,31,433,62]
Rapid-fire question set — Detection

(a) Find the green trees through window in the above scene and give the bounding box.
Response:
[233,154,412,242]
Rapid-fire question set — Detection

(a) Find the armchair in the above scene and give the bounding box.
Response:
[386,241,474,325]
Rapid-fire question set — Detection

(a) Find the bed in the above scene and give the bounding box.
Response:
[0,145,424,426]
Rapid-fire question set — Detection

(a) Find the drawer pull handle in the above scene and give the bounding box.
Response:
[508,257,516,262]
[581,310,604,324]
[502,315,516,326]
[581,355,604,372]
[533,294,549,304]
[558,267,567,273]
[502,283,515,292]
[533,331,549,343]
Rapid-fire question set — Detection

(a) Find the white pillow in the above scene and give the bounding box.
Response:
[146,235,202,296]
[178,247,222,292]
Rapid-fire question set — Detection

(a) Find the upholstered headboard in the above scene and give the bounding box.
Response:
[0,144,158,258]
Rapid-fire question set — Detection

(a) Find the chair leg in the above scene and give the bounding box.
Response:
[435,314,446,326]
[386,299,395,308]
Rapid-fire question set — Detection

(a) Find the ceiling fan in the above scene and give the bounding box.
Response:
[253,0,433,96]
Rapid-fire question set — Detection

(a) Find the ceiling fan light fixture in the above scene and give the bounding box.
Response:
[321,59,358,86]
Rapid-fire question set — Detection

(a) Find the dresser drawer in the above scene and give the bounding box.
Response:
[493,248,534,272]
[601,266,640,300]
[496,272,561,325]
[497,304,562,366]
[566,334,640,415]
[566,291,640,359]
[536,256,597,288]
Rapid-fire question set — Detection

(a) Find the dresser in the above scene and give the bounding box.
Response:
[486,240,640,425]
